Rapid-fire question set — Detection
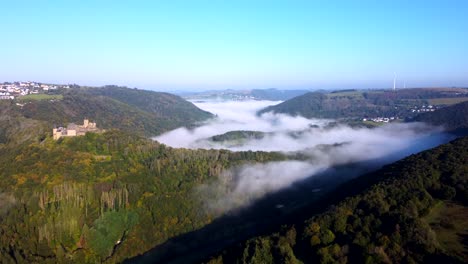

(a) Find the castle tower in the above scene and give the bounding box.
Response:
[83,119,89,128]
[53,128,58,140]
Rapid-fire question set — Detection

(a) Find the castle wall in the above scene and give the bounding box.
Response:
[53,119,100,140]
[67,129,77,136]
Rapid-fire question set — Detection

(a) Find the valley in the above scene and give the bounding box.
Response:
[0,86,467,264]
[3,3,468,263]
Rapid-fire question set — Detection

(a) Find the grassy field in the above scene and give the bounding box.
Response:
[427,97,468,105]
[17,94,63,101]
[424,201,468,261]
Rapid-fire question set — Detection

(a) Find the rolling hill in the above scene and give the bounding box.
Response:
[81,86,213,125]
[180,88,310,101]
[258,88,468,120]
[0,86,213,143]
[411,101,468,134]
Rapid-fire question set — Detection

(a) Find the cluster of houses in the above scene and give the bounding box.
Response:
[53,119,102,140]
[411,105,436,113]
[0,81,70,100]
[362,117,397,123]
[362,104,438,123]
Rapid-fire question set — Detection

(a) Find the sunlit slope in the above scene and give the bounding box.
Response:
[0,131,287,263]
[5,86,213,138]
[81,86,213,126]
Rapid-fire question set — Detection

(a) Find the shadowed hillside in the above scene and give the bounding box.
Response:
[411,101,468,134]
[206,137,468,264]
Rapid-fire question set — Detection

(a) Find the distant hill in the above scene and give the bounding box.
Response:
[207,136,468,263]
[258,88,468,119]
[1,86,213,141]
[250,88,310,101]
[411,101,468,134]
[180,88,310,101]
[258,92,389,119]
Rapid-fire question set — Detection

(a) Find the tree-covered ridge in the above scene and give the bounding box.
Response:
[0,131,288,263]
[258,91,410,119]
[210,131,267,142]
[10,86,213,137]
[208,136,468,264]
[411,101,468,134]
[80,86,213,126]
[258,88,468,120]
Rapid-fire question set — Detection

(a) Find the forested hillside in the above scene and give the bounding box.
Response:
[258,88,468,120]
[0,131,287,263]
[411,101,468,134]
[81,86,213,127]
[209,131,267,142]
[207,137,468,264]
[0,101,49,147]
[4,86,213,138]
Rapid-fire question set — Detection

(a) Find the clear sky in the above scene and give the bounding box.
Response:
[1,0,467,91]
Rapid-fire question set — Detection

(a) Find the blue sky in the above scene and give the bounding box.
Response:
[1,0,467,90]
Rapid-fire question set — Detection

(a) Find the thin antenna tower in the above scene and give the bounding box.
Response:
[404,81,406,89]
[393,72,396,91]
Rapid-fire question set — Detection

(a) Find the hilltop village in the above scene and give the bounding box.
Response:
[0,81,71,100]
[53,119,102,140]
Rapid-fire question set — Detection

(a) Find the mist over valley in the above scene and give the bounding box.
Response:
[3,1,468,262]
[1,88,466,264]
[156,100,454,214]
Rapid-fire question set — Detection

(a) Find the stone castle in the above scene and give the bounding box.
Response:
[53,119,100,140]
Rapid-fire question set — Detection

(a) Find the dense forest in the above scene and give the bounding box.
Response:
[258,88,468,120]
[206,137,468,264]
[79,86,213,128]
[209,131,267,143]
[0,130,289,263]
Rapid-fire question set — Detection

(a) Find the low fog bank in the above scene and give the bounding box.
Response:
[155,100,331,150]
[198,131,452,214]
[154,100,454,214]
[155,100,446,153]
